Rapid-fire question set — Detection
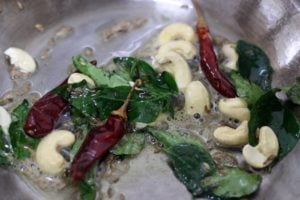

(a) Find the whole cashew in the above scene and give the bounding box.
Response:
[154,51,192,90]
[242,126,279,168]
[158,23,195,45]
[213,121,248,146]
[158,40,196,60]
[218,98,250,121]
[4,47,37,73]
[68,72,96,88]
[0,106,11,135]
[221,43,238,71]
[36,130,75,175]
[184,81,210,115]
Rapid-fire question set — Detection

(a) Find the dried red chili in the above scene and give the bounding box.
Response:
[24,79,69,138]
[70,79,141,181]
[192,0,236,98]
[24,60,98,138]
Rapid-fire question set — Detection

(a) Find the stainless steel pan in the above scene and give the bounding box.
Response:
[1,0,300,199]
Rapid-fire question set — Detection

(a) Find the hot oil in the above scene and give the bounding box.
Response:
[13,159,77,200]
[3,1,245,199]
[11,33,240,200]
[95,22,244,200]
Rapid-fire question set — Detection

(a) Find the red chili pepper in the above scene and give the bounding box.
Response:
[192,0,236,98]
[70,79,141,181]
[24,60,97,138]
[24,79,69,138]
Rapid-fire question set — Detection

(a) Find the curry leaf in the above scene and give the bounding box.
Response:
[201,167,261,198]
[69,84,176,123]
[165,143,216,197]
[111,133,145,156]
[113,57,157,81]
[73,56,130,87]
[70,86,128,120]
[0,127,12,165]
[230,72,264,107]
[149,129,215,196]
[148,128,205,149]
[9,100,40,159]
[69,108,91,160]
[79,181,96,200]
[236,40,273,91]
[79,164,97,200]
[248,91,300,162]
[113,57,178,92]
[150,129,261,198]
[286,78,300,105]
[68,57,178,123]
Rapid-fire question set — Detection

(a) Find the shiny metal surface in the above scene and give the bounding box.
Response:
[0,0,300,199]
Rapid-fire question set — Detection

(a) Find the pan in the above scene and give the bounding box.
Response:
[0,0,300,199]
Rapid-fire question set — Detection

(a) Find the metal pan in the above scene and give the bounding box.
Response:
[0,0,300,199]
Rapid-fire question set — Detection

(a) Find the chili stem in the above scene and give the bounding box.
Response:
[191,0,207,28]
[112,79,142,118]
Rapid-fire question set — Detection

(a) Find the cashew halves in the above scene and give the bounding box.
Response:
[184,81,210,115]
[221,43,238,71]
[4,47,37,73]
[218,98,250,121]
[36,130,75,175]
[213,121,248,146]
[242,126,279,168]
[154,51,192,90]
[0,106,11,135]
[158,23,195,45]
[68,72,96,88]
[158,40,196,60]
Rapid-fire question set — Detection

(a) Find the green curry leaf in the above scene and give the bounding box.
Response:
[9,100,40,159]
[165,143,216,197]
[113,57,178,92]
[73,56,130,87]
[236,40,273,91]
[248,91,300,162]
[69,57,178,123]
[149,129,215,196]
[111,133,145,156]
[230,72,264,107]
[79,181,96,200]
[148,128,205,149]
[79,164,97,200]
[0,127,12,166]
[150,129,261,198]
[201,167,261,198]
[286,78,300,105]
[69,85,175,123]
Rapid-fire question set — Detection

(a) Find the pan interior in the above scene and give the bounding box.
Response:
[0,0,300,199]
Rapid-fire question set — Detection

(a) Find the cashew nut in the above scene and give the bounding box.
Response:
[4,47,37,73]
[0,106,11,135]
[184,81,210,115]
[218,98,250,121]
[36,130,75,175]
[221,43,238,71]
[154,51,192,90]
[213,121,248,146]
[242,126,279,168]
[67,72,96,88]
[158,23,195,45]
[158,40,196,60]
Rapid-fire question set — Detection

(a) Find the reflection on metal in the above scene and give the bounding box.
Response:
[0,0,300,200]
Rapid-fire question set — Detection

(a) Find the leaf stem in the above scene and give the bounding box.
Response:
[112,79,142,118]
